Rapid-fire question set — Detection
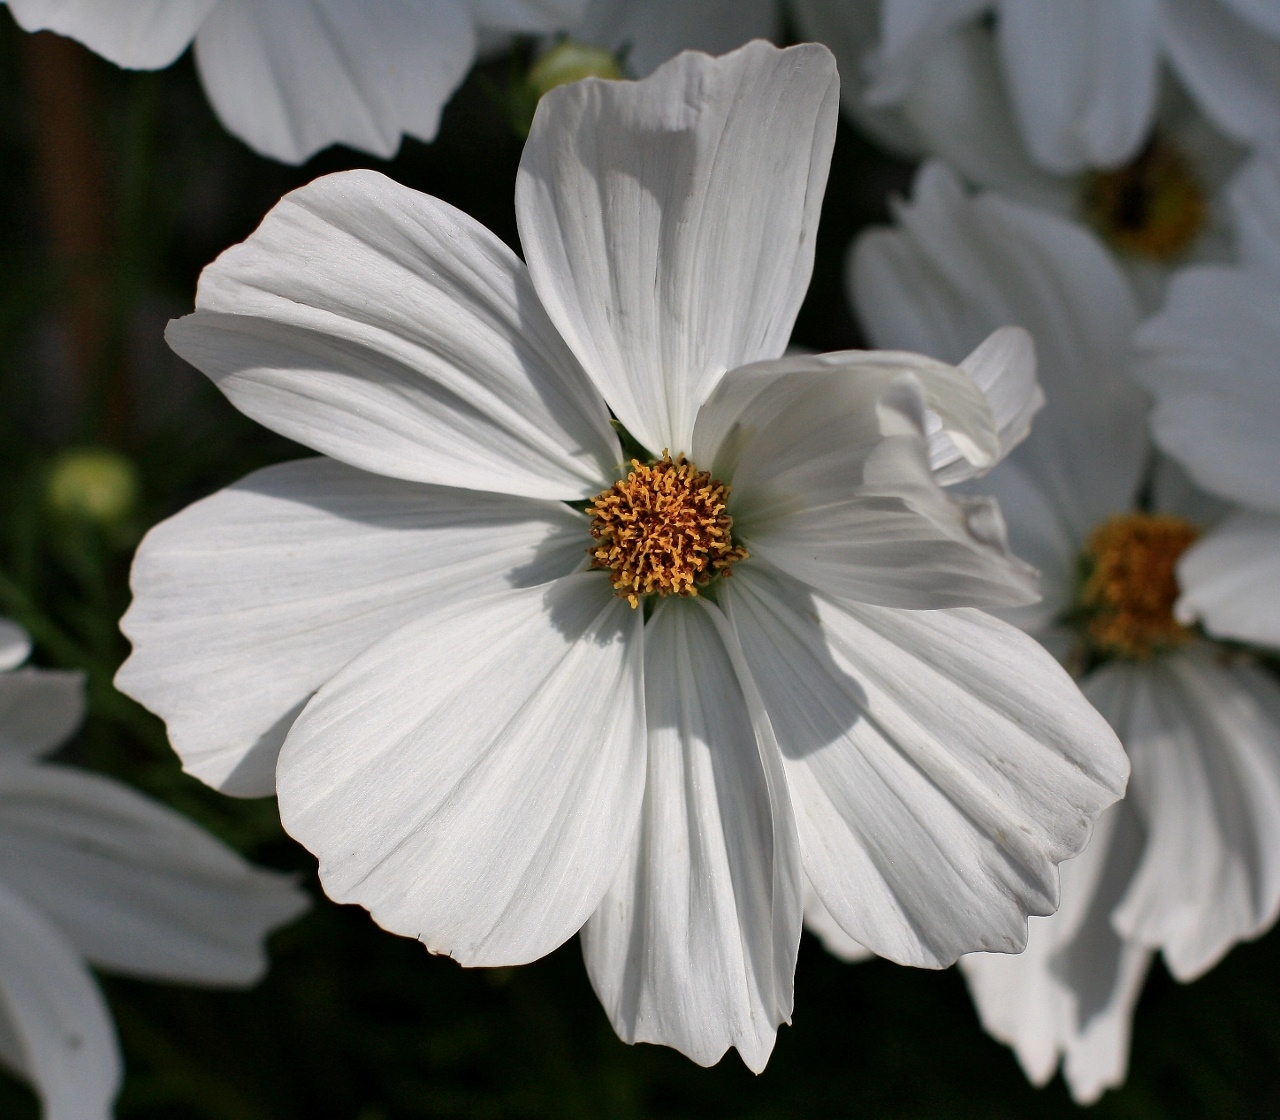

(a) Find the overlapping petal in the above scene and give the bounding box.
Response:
[700,358,1036,609]
[1176,512,1280,648]
[0,764,308,984]
[0,883,119,1120]
[277,574,646,966]
[1135,265,1280,513]
[1110,649,1280,980]
[193,0,476,163]
[5,0,215,69]
[581,597,800,1072]
[1228,157,1280,279]
[167,170,619,500]
[0,621,32,673]
[996,0,1160,174]
[852,162,1147,537]
[1162,0,1280,155]
[117,457,587,796]
[959,800,1152,1105]
[516,41,838,456]
[724,564,1128,968]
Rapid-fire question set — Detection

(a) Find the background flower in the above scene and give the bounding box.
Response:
[848,159,1280,1103]
[0,620,308,1120]
[2,0,589,162]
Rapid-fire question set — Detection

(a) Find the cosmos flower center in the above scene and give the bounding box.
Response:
[1078,513,1201,660]
[587,453,748,608]
[1084,137,1207,262]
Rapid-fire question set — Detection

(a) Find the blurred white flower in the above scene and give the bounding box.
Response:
[1134,156,1280,649]
[2,0,588,163]
[849,161,1280,1104]
[0,619,308,1120]
[794,1,1244,307]
[858,0,1280,174]
[115,44,1127,1071]
[567,0,779,77]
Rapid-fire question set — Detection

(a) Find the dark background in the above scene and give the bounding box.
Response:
[2,12,1278,1118]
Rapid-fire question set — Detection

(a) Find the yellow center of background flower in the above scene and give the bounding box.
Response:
[587,453,747,608]
[1084,137,1207,261]
[1080,513,1201,660]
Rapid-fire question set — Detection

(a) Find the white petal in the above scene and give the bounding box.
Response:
[1228,157,1280,279]
[516,41,838,457]
[277,574,646,966]
[117,457,587,797]
[0,883,119,1120]
[570,0,780,78]
[168,170,618,499]
[851,161,1147,538]
[966,457,1080,637]
[1219,0,1280,39]
[866,0,989,105]
[1111,649,1280,980]
[704,362,1037,610]
[724,564,1128,968]
[944,325,1043,481]
[0,621,31,672]
[193,0,475,163]
[895,24,1077,212]
[469,0,586,32]
[803,878,872,964]
[996,0,1160,173]
[1134,265,1280,513]
[0,763,307,984]
[1162,0,1280,155]
[1176,511,1280,648]
[6,0,213,69]
[960,798,1152,1105]
[581,597,801,1073]
[0,669,85,762]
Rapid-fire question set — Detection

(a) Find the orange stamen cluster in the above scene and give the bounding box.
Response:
[587,453,747,608]
[1085,137,1207,262]
[1081,513,1201,660]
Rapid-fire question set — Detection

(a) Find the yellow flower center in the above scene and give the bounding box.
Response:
[1084,137,1207,262]
[1080,513,1201,660]
[587,453,747,608]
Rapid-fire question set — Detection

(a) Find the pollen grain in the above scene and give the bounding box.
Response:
[1081,513,1201,660]
[587,453,747,608]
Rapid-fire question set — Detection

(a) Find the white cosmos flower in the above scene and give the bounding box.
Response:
[793,1,1244,310]
[567,0,779,78]
[0,619,308,1120]
[1134,156,1280,650]
[850,159,1280,1104]
[856,0,1280,174]
[1,0,587,163]
[115,43,1127,1071]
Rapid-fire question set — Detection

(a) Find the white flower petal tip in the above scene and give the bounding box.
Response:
[950,325,1043,481]
[727,566,1128,969]
[516,39,840,457]
[0,620,33,673]
[0,668,87,762]
[695,357,1040,610]
[1174,513,1280,649]
[115,458,588,798]
[5,0,216,69]
[583,598,801,1074]
[0,765,310,987]
[165,170,619,501]
[277,575,647,969]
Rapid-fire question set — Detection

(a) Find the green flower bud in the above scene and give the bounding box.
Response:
[528,41,624,99]
[47,448,140,525]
